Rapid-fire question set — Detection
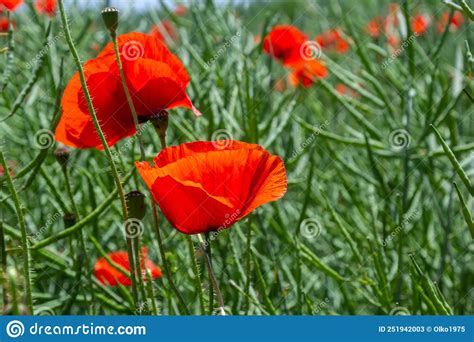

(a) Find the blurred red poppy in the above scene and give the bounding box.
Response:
[136,141,287,235]
[35,0,56,16]
[315,28,349,54]
[55,32,200,149]
[437,11,464,33]
[335,83,359,98]
[288,59,328,88]
[263,25,308,66]
[94,247,162,287]
[174,4,187,16]
[412,14,430,35]
[0,16,14,31]
[0,0,23,11]
[150,20,178,42]
[366,17,383,38]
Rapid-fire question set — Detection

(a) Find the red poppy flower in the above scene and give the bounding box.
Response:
[288,59,328,88]
[174,4,187,16]
[150,20,177,42]
[94,247,162,287]
[335,83,359,98]
[412,14,430,36]
[0,0,23,11]
[437,11,464,33]
[315,29,349,54]
[55,32,200,149]
[136,141,287,235]
[35,0,56,16]
[0,16,14,31]
[263,25,308,66]
[366,17,383,38]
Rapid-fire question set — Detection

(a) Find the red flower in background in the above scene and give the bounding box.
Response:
[174,4,187,16]
[55,32,200,149]
[35,0,56,16]
[437,11,464,33]
[288,60,328,88]
[412,14,430,35]
[366,17,383,38]
[0,16,14,31]
[0,0,23,11]
[263,25,308,66]
[94,247,162,287]
[315,28,349,54]
[150,20,177,42]
[136,141,287,235]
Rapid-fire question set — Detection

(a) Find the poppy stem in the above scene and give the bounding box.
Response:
[57,0,139,305]
[0,150,33,314]
[198,234,226,315]
[186,236,205,314]
[110,32,146,161]
[151,202,190,314]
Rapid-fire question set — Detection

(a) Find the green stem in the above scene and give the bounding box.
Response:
[186,235,205,314]
[151,203,190,314]
[0,150,33,313]
[57,0,138,303]
[198,234,226,315]
[244,218,252,314]
[110,32,146,161]
[62,167,95,313]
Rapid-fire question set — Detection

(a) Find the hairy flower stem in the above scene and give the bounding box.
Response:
[57,0,139,304]
[0,150,33,313]
[198,234,226,315]
[110,32,146,161]
[62,167,96,313]
[187,236,205,313]
[151,203,190,314]
[244,217,252,313]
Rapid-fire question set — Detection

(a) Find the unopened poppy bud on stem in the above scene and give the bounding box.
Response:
[101,7,119,34]
[126,190,147,220]
[150,111,169,147]
[54,146,70,170]
[63,212,76,228]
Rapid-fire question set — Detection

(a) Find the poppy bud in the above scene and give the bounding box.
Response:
[63,212,76,228]
[101,7,119,34]
[54,147,70,169]
[126,190,147,220]
[150,111,169,140]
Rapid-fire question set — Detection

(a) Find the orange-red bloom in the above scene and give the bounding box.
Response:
[0,0,23,11]
[288,59,328,88]
[55,32,200,149]
[412,14,430,35]
[35,0,56,16]
[315,29,349,54]
[136,141,287,235]
[263,25,308,66]
[94,247,162,287]
[366,17,383,38]
[174,4,187,16]
[150,20,178,42]
[437,11,464,33]
[0,16,14,31]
